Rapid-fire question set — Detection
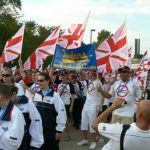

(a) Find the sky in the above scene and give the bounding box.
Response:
[21,0,150,56]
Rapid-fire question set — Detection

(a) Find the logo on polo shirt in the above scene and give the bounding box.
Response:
[88,82,95,94]
[116,85,130,98]
[103,126,106,131]
[2,127,8,131]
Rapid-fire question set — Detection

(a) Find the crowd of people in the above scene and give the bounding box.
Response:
[0,63,150,150]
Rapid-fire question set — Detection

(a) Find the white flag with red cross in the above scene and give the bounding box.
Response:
[24,26,61,70]
[0,24,25,63]
[57,13,90,49]
[136,51,148,88]
[125,47,132,67]
[96,22,128,74]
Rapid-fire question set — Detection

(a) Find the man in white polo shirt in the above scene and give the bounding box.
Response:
[77,72,104,150]
[92,98,150,150]
[99,66,141,124]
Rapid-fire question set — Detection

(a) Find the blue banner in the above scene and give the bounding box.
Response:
[53,44,97,71]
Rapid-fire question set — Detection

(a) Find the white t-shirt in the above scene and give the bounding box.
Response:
[98,123,150,150]
[85,79,103,106]
[103,84,109,106]
[109,79,141,117]
[58,83,71,105]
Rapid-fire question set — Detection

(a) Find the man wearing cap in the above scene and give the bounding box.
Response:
[77,71,104,150]
[99,66,141,124]
[57,71,75,141]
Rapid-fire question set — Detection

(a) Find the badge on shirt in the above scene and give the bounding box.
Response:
[103,126,106,131]
[34,93,43,102]
[2,127,8,131]
[43,96,54,104]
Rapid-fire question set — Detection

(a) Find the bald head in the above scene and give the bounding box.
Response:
[136,100,150,123]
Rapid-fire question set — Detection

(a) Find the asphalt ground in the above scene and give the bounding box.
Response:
[60,127,107,150]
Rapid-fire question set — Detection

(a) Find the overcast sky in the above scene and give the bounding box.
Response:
[21,0,150,56]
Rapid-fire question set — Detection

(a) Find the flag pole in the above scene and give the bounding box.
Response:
[49,46,56,76]
[19,23,25,62]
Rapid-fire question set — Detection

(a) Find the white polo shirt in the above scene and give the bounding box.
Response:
[85,79,103,106]
[98,123,150,150]
[58,83,71,105]
[109,79,141,117]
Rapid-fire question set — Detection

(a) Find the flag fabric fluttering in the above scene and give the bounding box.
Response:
[125,47,132,67]
[57,13,90,49]
[96,22,128,74]
[24,26,61,70]
[0,24,25,63]
[53,44,97,71]
[136,51,148,89]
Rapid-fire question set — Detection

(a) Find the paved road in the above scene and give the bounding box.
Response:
[60,127,106,150]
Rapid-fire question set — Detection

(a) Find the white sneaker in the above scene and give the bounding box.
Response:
[89,142,97,150]
[77,139,88,146]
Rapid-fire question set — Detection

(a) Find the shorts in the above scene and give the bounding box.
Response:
[81,104,99,133]
[111,114,134,124]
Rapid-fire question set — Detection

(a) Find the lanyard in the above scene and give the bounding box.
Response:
[42,88,52,96]
[0,108,6,120]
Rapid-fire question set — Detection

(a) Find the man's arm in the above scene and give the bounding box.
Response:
[98,85,112,99]
[54,93,67,140]
[92,98,123,132]
[18,57,25,79]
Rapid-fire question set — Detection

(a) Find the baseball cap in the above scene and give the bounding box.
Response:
[120,66,131,73]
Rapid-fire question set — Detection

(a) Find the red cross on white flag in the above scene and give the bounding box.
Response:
[0,24,25,63]
[136,51,148,88]
[24,26,60,70]
[57,13,90,49]
[96,22,128,74]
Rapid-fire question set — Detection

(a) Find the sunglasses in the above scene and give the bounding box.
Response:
[2,74,11,77]
[37,79,45,82]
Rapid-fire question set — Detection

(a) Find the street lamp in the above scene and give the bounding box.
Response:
[90,29,96,44]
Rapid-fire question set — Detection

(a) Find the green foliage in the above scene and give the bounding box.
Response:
[0,0,22,17]
[22,21,57,66]
[0,0,22,9]
[0,0,112,69]
[93,29,112,49]
[0,13,20,54]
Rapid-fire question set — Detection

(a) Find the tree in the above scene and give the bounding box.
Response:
[22,22,59,67]
[0,0,22,17]
[93,29,112,49]
[0,13,20,54]
[0,0,21,8]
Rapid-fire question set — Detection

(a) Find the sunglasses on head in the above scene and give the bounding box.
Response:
[2,74,11,77]
[37,79,45,82]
